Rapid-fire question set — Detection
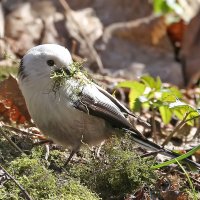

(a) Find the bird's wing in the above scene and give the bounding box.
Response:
[95,84,150,127]
[95,84,133,115]
[73,83,136,130]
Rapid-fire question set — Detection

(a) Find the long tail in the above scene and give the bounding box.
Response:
[123,128,200,170]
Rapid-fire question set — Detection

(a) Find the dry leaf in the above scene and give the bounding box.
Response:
[0,75,31,124]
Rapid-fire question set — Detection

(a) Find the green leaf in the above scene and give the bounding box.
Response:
[131,98,142,112]
[159,106,172,124]
[186,110,200,126]
[151,144,200,170]
[152,99,164,107]
[161,92,177,102]
[155,76,162,90]
[170,100,200,125]
[141,75,156,89]
[129,84,145,110]
[169,87,182,98]
[153,0,173,15]
[140,75,162,91]
[176,160,198,200]
[160,86,182,102]
[117,81,139,89]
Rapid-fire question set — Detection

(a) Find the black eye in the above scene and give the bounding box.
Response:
[47,60,55,66]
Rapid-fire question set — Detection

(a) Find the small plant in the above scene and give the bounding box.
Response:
[152,0,192,23]
[118,75,199,126]
[118,75,200,148]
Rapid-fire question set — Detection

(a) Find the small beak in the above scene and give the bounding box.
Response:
[63,67,71,75]
[54,67,70,75]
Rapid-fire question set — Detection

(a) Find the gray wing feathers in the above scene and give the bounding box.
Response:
[74,84,133,129]
[76,94,132,129]
[95,84,133,115]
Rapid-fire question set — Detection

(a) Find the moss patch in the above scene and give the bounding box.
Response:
[0,131,157,200]
[68,136,156,199]
[1,156,100,200]
[0,66,18,81]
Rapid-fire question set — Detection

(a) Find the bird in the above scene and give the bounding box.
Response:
[18,44,200,168]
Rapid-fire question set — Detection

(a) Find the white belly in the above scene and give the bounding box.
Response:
[25,91,111,149]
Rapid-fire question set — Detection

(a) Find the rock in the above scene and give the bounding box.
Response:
[1,0,187,86]
[67,0,152,26]
[0,1,4,38]
[5,2,43,56]
[102,15,172,52]
[0,40,19,68]
[181,10,200,86]
[97,15,183,86]
[65,7,103,67]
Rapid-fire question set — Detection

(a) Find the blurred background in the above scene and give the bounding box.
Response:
[0,2,200,199]
[0,0,200,87]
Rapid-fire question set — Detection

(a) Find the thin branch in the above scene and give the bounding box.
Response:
[141,149,164,158]
[151,108,157,143]
[184,114,200,124]
[162,117,186,147]
[0,126,25,154]
[0,164,33,200]
[174,169,200,188]
[59,0,104,72]
[163,120,185,146]
[162,111,200,146]
[2,125,31,136]
[194,117,200,138]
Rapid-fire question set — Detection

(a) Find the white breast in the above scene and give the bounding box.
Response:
[19,78,111,149]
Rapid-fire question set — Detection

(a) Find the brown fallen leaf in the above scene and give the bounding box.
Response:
[0,75,31,124]
[161,190,188,200]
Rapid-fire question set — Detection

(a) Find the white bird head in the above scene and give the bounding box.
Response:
[18,44,73,84]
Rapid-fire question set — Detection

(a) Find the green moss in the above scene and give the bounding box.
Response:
[0,131,156,200]
[47,149,67,171]
[0,130,35,164]
[186,189,200,200]
[49,60,90,94]
[68,136,157,199]
[0,136,22,164]
[58,180,100,200]
[0,66,18,81]
[1,156,100,200]
[50,67,68,92]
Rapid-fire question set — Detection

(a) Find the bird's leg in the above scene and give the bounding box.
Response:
[95,141,105,158]
[64,145,80,166]
[33,139,53,160]
[45,144,50,160]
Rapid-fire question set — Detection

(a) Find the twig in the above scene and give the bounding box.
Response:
[59,0,104,72]
[141,149,164,158]
[2,125,31,136]
[184,114,200,124]
[0,126,25,154]
[0,164,33,200]
[151,108,157,143]
[194,117,200,138]
[174,168,200,189]
[162,112,189,146]
[71,39,78,55]
[162,112,200,146]
[2,125,51,143]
